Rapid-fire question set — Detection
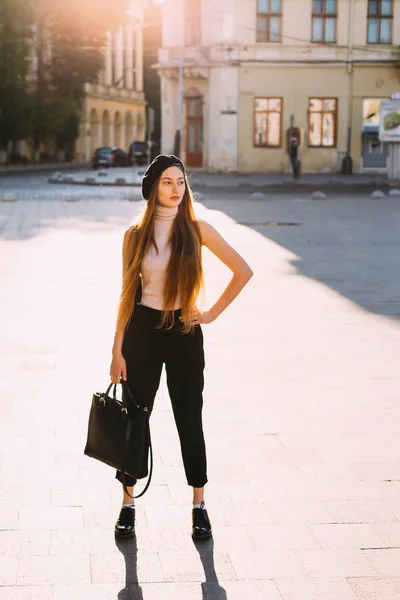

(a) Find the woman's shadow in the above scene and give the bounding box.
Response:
[192,537,228,600]
[115,535,228,600]
[115,536,144,600]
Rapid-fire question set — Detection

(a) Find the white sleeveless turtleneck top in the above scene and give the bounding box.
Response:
[140,205,181,310]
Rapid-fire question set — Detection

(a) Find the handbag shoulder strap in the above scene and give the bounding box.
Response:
[120,379,153,499]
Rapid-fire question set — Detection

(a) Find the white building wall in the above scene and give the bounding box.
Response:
[202,0,238,45]
[160,76,177,155]
[162,0,185,46]
[208,66,238,172]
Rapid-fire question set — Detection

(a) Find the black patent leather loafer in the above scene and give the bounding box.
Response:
[114,506,136,538]
[192,502,212,539]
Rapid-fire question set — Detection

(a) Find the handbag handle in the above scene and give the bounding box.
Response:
[104,380,144,412]
[107,379,153,500]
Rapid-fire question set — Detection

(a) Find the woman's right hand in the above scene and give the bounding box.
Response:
[110,353,127,384]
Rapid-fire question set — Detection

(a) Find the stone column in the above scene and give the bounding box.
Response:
[135,18,143,92]
[208,66,238,172]
[115,26,124,86]
[81,122,91,161]
[105,31,112,86]
[126,24,134,90]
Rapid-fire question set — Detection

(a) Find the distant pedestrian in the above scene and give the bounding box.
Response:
[289,137,300,180]
[109,155,253,540]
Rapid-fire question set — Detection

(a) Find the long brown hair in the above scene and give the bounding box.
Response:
[116,172,203,334]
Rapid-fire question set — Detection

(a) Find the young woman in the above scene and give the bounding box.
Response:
[110,155,253,540]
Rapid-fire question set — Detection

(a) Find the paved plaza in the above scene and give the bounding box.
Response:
[0,188,400,599]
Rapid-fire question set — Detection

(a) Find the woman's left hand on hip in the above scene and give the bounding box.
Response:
[180,308,214,325]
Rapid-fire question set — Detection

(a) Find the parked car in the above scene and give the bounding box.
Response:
[92,146,132,169]
[128,141,148,166]
[128,141,160,166]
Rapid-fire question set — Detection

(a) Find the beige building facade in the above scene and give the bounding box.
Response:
[157,0,400,173]
[75,12,146,161]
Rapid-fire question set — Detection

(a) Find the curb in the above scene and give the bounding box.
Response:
[0,162,90,177]
[48,178,141,187]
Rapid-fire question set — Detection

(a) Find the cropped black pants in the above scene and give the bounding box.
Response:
[115,303,207,488]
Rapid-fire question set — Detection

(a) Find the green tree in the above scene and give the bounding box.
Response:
[0,0,34,151]
[31,0,131,153]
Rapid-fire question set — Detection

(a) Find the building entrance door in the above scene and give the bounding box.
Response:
[186,96,203,167]
[362,132,388,169]
[362,98,389,170]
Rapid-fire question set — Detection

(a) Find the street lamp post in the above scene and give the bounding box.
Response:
[173,0,185,158]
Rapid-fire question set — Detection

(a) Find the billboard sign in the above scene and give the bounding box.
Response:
[379,100,400,142]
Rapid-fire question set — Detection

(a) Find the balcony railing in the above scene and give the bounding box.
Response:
[85,82,145,102]
[158,46,210,66]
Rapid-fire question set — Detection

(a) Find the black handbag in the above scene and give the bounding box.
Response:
[84,379,152,498]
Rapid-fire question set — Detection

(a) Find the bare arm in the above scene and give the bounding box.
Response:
[198,219,253,322]
[112,228,134,358]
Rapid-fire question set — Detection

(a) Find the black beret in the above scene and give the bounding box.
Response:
[141,154,185,200]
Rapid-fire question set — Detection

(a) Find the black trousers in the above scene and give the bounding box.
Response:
[115,303,207,488]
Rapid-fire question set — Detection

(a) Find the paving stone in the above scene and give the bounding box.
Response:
[89,550,164,584]
[347,577,400,600]
[50,488,113,508]
[130,582,202,599]
[204,580,283,599]
[246,523,321,550]
[0,508,19,530]
[212,502,273,526]
[0,586,54,600]
[296,549,378,577]
[17,555,90,585]
[210,524,255,553]
[351,463,400,481]
[370,522,400,547]
[362,549,400,576]
[54,585,127,600]
[310,523,385,549]
[0,556,18,585]
[275,576,358,600]
[19,507,82,530]
[0,530,49,555]
[130,526,188,552]
[49,528,118,556]
[326,500,399,524]
[158,549,236,583]
[228,549,307,579]
[266,499,335,524]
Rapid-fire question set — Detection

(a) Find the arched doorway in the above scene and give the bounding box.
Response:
[89,108,99,155]
[185,87,204,167]
[114,111,122,147]
[102,110,111,146]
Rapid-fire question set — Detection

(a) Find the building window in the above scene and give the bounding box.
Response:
[312,0,337,43]
[185,0,201,46]
[367,0,393,44]
[308,98,337,147]
[254,98,282,147]
[256,0,281,43]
